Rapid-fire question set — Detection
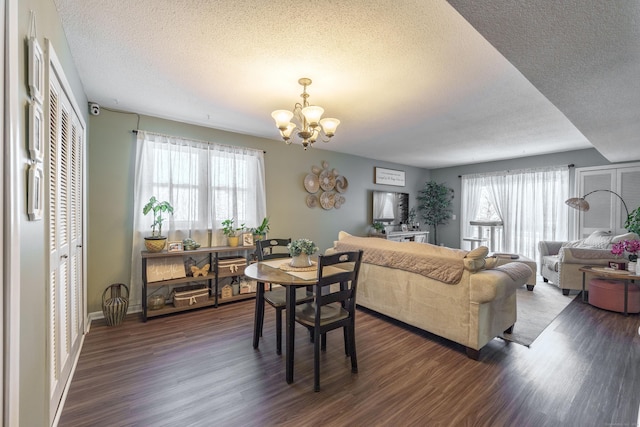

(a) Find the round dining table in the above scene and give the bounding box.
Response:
[245,261,317,384]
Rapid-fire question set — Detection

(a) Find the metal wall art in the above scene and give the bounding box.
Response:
[304,161,347,210]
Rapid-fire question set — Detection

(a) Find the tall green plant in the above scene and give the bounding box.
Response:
[416,180,454,245]
[625,206,640,235]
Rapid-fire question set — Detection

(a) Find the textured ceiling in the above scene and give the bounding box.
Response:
[51,0,638,169]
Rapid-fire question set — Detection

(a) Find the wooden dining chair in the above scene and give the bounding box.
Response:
[294,249,364,391]
[254,238,314,355]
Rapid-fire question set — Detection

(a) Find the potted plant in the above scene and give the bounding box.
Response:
[222,218,245,247]
[625,206,640,235]
[142,196,174,252]
[416,180,454,245]
[372,221,386,234]
[252,217,270,241]
[287,238,318,267]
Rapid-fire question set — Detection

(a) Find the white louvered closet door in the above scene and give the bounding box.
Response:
[47,51,85,423]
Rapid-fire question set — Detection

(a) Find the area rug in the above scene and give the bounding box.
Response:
[501,282,577,347]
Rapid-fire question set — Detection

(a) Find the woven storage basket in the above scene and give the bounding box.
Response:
[218,257,247,276]
[172,285,209,307]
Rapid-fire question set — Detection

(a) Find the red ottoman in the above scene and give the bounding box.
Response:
[588,278,640,314]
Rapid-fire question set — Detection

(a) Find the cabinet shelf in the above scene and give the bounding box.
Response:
[141,245,255,321]
[146,273,214,287]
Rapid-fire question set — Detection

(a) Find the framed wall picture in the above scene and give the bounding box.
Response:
[242,232,254,246]
[375,167,405,187]
[28,163,44,221]
[167,241,184,252]
[29,101,44,162]
[28,37,44,104]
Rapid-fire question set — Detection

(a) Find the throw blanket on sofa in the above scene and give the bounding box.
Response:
[334,232,468,284]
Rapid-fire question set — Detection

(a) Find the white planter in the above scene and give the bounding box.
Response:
[628,261,637,272]
[636,261,640,275]
[290,254,312,268]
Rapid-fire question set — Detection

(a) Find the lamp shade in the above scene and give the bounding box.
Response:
[301,105,324,126]
[565,197,590,212]
[271,110,293,130]
[319,118,340,137]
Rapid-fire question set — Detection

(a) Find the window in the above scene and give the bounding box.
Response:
[461,166,569,261]
[132,131,266,242]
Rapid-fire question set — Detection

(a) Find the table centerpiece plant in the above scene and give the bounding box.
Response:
[611,239,640,272]
[287,238,318,267]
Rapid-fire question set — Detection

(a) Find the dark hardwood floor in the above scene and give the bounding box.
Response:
[59,286,640,427]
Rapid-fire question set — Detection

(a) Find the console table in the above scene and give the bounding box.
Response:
[384,230,429,243]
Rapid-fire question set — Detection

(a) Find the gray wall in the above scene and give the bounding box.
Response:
[16,0,89,425]
[87,111,430,313]
[429,149,611,248]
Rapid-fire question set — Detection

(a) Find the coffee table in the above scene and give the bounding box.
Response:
[579,266,640,316]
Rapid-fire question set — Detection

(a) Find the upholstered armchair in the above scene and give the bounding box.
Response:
[538,231,639,295]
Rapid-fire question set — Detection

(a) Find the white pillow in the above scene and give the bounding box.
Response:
[612,232,640,243]
[582,230,613,249]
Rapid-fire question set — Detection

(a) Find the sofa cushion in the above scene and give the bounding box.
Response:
[611,232,639,243]
[464,246,489,272]
[542,255,560,272]
[582,230,614,248]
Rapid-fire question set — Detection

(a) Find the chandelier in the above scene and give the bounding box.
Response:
[271,78,340,150]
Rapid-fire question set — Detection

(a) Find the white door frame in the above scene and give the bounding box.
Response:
[4,0,21,425]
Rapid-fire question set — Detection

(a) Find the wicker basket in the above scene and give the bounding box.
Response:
[172,285,209,307]
[144,237,167,253]
[218,257,247,276]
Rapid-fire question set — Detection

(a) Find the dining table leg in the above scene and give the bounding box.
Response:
[286,285,296,384]
[253,281,265,349]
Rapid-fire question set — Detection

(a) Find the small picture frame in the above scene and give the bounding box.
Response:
[167,241,184,252]
[242,232,254,246]
[28,37,44,104]
[29,101,44,162]
[28,163,44,221]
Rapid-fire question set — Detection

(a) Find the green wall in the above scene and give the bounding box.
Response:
[87,111,430,313]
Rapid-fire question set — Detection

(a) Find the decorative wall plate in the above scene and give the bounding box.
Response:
[319,170,336,191]
[306,194,318,208]
[334,195,346,209]
[335,176,348,193]
[320,192,335,210]
[311,165,321,175]
[304,173,319,193]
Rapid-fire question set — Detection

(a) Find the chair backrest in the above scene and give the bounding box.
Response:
[255,238,292,261]
[314,250,364,315]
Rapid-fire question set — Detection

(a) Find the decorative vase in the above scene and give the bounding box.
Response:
[628,261,637,272]
[290,253,312,268]
[144,236,167,253]
[102,283,129,326]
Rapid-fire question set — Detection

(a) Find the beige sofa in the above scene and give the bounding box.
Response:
[329,232,532,359]
[539,231,639,295]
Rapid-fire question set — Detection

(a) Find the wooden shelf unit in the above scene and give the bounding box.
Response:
[141,245,255,321]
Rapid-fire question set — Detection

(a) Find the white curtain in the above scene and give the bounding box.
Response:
[461,166,569,263]
[129,131,266,305]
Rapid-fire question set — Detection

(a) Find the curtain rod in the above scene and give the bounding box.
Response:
[132,129,266,154]
[458,164,574,178]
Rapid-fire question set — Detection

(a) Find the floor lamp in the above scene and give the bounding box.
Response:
[565,189,630,218]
